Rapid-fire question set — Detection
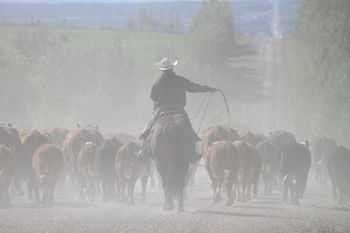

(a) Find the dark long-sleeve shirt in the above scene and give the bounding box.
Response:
[150,70,211,108]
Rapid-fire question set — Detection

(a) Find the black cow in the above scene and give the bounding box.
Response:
[280,141,311,205]
[96,138,122,202]
[328,146,350,207]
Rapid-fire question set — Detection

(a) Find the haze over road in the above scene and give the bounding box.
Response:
[1,170,349,233]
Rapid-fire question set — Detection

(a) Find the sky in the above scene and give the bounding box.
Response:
[0,0,273,3]
[0,0,201,3]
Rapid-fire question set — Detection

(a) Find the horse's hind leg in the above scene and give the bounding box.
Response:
[161,175,174,211]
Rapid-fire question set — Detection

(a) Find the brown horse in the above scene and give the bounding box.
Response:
[151,113,193,212]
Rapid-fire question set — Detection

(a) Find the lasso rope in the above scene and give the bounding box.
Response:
[190,89,231,139]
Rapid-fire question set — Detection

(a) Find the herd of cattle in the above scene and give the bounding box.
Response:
[0,123,349,210]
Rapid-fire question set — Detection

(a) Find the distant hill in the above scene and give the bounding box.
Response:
[0,0,299,36]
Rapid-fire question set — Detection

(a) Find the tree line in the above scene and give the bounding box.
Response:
[294,0,350,144]
[0,0,237,132]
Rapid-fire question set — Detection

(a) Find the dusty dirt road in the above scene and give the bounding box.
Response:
[1,169,349,233]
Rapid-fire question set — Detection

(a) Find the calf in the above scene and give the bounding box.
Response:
[96,138,122,202]
[256,140,280,195]
[240,131,267,147]
[280,142,311,205]
[32,144,63,204]
[205,141,240,206]
[77,142,98,201]
[233,140,261,202]
[19,129,51,202]
[115,142,149,204]
[328,146,350,207]
[0,146,15,207]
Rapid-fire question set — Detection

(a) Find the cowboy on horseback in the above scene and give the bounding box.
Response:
[137,57,219,162]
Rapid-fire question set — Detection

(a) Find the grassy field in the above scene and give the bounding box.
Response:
[0,24,187,72]
[0,23,265,132]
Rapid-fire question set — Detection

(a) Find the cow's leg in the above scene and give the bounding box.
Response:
[119,174,126,202]
[282,175,290,203]
[226,171,235,206]
[127,175,138,205]
[214,171,224,204]
[149,162,156,189]
[207,173,218,204]
[39,175,46,204]
[140,175,148,204]
[291,178,299,206]
[262,168,268,195]
[108,176,116,202]
[241,173,249,203]
[32,175,40,204]
[177,187,184,213]
[101,178,108,203]
[12,173,24,197]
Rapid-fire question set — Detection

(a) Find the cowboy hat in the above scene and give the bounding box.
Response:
[156,57,178,70]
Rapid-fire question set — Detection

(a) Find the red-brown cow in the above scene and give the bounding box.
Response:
[115,142,149,205]
[32,144,63,204]
[0,145,15,207]
[205,141,240,206]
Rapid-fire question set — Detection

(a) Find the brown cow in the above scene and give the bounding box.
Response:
[104,131,139,144]
[63,128,103,170]
[19,129,51,202]
[96,138,123,202]
[62,127,103,197]
[0,124,22,196]
[233,140,261,202]
[115,142,149,204]
[0,145,15,207]
[32,144,63,204]
[194,125,239,190]
[77,142,98,201]
[205,141,240,206]
[240,131,267,147]
[44,127,69,148]
[200,125,240,157]
[256,140,280,195]
[0,123,21,150]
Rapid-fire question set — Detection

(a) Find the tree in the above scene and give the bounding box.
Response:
[189,0,235,71]
[295,0,350,144]
[126,18,135,31]
[138,6,147,31]
[162,7,183,33]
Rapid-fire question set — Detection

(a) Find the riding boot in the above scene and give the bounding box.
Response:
[137,138,151,162]
[138,112,159,140]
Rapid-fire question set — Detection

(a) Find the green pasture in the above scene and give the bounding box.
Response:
[0,24,186,72]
